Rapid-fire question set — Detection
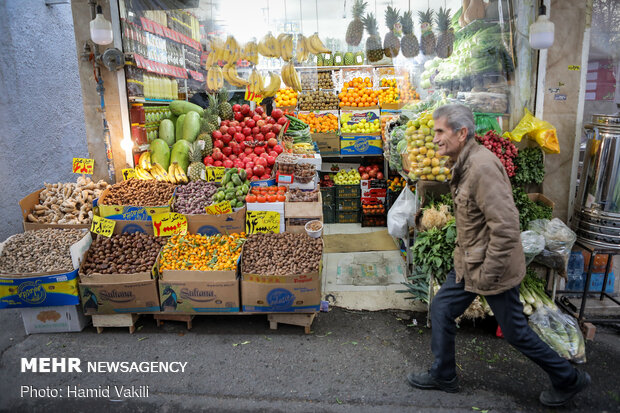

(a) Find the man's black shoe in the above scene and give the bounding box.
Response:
[407,371,459,393]
[539,370,591,407]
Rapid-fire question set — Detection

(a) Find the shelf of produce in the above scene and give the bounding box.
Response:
[129,97,174,104]
[322,154,384,158]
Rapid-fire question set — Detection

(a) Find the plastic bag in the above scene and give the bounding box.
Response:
[474,112,503,135]
[505,108,560,154]
[529,219,577,277]
[387,185,417,239]
[521,230,545,266]
[528,305,586,363]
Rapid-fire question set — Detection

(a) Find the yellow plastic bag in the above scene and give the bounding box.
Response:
[504,109,560,154]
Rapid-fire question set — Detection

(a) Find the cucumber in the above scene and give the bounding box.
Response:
[221,171,231,185]
[169,100,204,116]
[231,174,242,186]
[182,111,201,142]
[159,119,175,146]
[175,114,186,142]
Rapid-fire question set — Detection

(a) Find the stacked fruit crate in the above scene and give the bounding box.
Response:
[335,185,361,223]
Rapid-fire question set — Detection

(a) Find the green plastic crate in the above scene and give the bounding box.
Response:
[320,186,336,206]
[323,205,335,224]
[337,198,360,211]
[335,184,361,199]
[336,211,359,223]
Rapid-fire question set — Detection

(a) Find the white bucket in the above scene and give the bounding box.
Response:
[305,220,323,238]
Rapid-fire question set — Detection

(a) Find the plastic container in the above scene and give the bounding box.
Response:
[305,220,323,238]
[567,251,585,290]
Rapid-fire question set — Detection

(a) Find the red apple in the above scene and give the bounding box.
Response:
[242,127,252,136]
[248,153,258,161]
[223,159,233,168]
[246,161,255,170]
[255,157,267,167]
[238,153,247,161]
[260,125,271,135]
[214,160,223,167]
[244,147,253,155]
[267,118,276,125]
[222,120,230,127]
[252,126,260,135]
[265,132,276,141]
[358,166,366,174]
[248,111,254,118]
[233,132,244,143]
[260,152,270,160]
[203,156,214,165]
[240,121,246,128]
[257,120,266,128]
[255,107,264,115]
[250,176,260,181]
[229,154,238,161]
[245,135,254,142]
[277,117,288,126]
[234,160,244,169]
[252,114,261,122]
[269,150,278,158]
[230,121,239,128]
[253,165,265,176]
[213,139,224,149]
[368,169,377,178]
[245,168,253,178]
[377,172,384,180]
[271,109,283,119]
[217,126,227,136]
[222,134,233,145]
[232,104,241,112]
[361,173,370,180]
[272,124,283,134]
[260,174,270,180]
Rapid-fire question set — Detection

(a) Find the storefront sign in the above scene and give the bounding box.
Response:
[205,201,232,215]
[245,211,280,234]
[90,215,116,238]
[122,168,137,180]
[245,86,263,104]
[205,166,226,182]
[72,158,94,174]
[151,212,187,236]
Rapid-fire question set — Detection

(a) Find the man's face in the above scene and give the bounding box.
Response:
[432,116,468,161]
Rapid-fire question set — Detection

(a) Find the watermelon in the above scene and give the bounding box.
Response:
[149,139,170,171]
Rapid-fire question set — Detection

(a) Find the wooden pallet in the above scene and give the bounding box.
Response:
[268,313,316,334]
[92,314,140,334]
[153,314,194,330]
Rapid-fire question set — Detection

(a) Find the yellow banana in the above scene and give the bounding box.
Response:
[138,152,149,170]
[168,163,179,184]
[282,34,294,61]
[226,64,249,87]
[174,163,189,184]
[247,40,258,64]
[281,62,292,89]
[264,32,279,58]
[263,72,281,97]
[308,33,330,54]
[296,35,308,63]
[291,66,302,92]
[257,37,271,57]
[213,37,225,62]
[149,164,164,181]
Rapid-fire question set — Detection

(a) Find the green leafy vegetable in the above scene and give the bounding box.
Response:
[512,187,553,230]
[512,147,545,186]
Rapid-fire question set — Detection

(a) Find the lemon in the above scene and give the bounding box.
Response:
[411,147,420,156]
[422,166,432,175]
[422,158,432,167]
[415,139,425,147]
[420,125,430,135]
[419,146,428,155]
[425,135,434,143]
[431,157,439,167]
[425,142,436,149]
[416,154,425,162]
[435,174,446,181]
[431,166,441,175]
[428,119,434,128]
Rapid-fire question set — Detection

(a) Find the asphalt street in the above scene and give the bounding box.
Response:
[0,307,618,413]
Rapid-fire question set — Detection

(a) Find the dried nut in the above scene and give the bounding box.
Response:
[242,233,322,275]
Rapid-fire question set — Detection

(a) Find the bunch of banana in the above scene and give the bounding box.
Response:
[207,36,226,64]
[248,69,265,96]
[305,32,330,54]
[169,162,188,184]
[149,163,172,182]
[258,32,279,58]
[134,165,154,180]
[222,35,241,64]
[223,64,249,87]
[206,65,224,91]
[138,152,152,171]
[295,34,310,63]
[262,72,281,97]
[278,34,294,61]
[241,40,259,65]
[281,62,302,92]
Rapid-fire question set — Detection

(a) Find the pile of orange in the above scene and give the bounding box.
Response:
[297,112,338,133]
[397,77,420,103]
[159,233,246,272]
[275,88,298,107]
[338,77,379,108]
[379,78,400,104]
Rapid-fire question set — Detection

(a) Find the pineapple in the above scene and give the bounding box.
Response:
[187,141,205,182]
[435,7,454,58]
[383,6,401,58]
[362,13,383,63]
[400,11,419,58]
[200,118,216,135]
[345,0,367,46]
[217,88,233,121]
[196,132,213,157]
[344,52,355,65]
[418,9,436,56]
[205,94,220,125]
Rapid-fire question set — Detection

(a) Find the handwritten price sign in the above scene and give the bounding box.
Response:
[245,86,263,104]
[205,166,226,183]
[90,215,116,237]
[122,168,137,180]
[205,201,233,215]
[73,158,94,174]
[245,211,280,234]
[151,212,188,237]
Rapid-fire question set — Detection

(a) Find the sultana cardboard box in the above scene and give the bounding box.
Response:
[20,189,91,231]
[158,269,240,313]
[0,231,92,309]
[20,305,90,334]
[185,207,246,235]
[95,187,171,221]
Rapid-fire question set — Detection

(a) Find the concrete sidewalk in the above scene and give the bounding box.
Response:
[0,307,618,412]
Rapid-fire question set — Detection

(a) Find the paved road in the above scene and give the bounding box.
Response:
[0,307,618,412]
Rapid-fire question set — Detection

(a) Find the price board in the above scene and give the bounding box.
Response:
[245,211,280,234]
[72,158,94,174]
[122,168,137,180]
[151,212,188,237]
[90,215,116,237]
[205,201,233,215]
[205,166,226,183]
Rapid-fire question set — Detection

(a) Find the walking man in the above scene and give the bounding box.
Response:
[407,104,589,407]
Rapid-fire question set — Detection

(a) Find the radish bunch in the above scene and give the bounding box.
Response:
[476,131,518,177]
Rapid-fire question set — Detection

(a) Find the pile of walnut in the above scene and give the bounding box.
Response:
[0,229,86,274]
[242,233,322,275]
[27,177,109,225]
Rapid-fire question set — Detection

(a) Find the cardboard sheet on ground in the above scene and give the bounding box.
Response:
[336,252,405,286]
[323,230,399,253]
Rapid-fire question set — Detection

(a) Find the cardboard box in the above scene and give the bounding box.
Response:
[158,269,239,313]
[313,133,340,156]
[241,265,322,312]
[20,305,90,334]
[361,179,387,199]
[380,102,405,110]
[111,220,154,235]
[186,207,246,235]
[285,192,323,233]
[20,189,91,231]
[96,187,171,221]
[527,193,555,210]
[78,272,160,315]
[246,202,285,233]
[417,181,451,207]
[341,135,383,155]
[0,231,92,309]
[296,154,322,169]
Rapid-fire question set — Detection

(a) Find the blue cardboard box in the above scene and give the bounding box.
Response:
[340,135,383,155]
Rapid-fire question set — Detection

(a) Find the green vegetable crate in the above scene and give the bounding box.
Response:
[336,210,359,223]
[320,186,335,205]
[323,205,336,224]
[336,198,360,211]
[335,185,361,199]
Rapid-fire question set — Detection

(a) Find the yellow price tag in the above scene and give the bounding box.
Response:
[568,65,581,71]
[245,85,264,104]
[90,215,116,237]
[245,211,280,234]
[72,158,94,174]
[151,212,188,237]
[205,201,233,215]
[122,168,137,180]
[205,166,226,182]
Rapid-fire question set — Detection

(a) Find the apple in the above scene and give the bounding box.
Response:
[255,157,267,167]
[247,111,254,118]
[246,119,256,128]
[269,150,278,158]
[251,126,260,135]
[377,172,384,180]
[203,156,214,165]
[238,153,247,161]
[254,133,265,141]
[240,121,246,128]
[258,174,269,180]
[232,146,241,155]
[273,145,284,154]
[222,147,232,157]
[267,138,278,148]
[217,126,227,136]
[277,117,288,126]
[222,120,230,127]
[213,160,223,167]
[223,159,234,168]
[232,104,241,112]
[223,134,233,145]
[257,120,266,128]
[271,109,283,119]
[361,173,370,180]
[245,168,253,178]
[254,146,266,155]
[240,104,250,115]
[255,107,264,115]
[234,112,244,121]
[253,165,265,176]
[212,148,223,159]
[368,169,377,178]
[242,127,251,136]
[234,160,244,169]
[229,154,238,161]
[245,135,254,142]
[259,152,270,160]
[250,176,260,181]
[266,155,275,166]
[272,124,283,134]
[230,121,239,128]
[358,166,365,174]
[248,153,258,161]
[233,132,244,143]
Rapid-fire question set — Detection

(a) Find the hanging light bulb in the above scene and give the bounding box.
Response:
[529,2,554,50]
[90,5,113,45]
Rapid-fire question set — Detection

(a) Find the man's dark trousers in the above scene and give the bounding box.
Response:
[429,270,577,388]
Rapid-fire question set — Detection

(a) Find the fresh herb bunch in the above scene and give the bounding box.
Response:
[411,219,456,284]
[397,269,431,303]
[512,147,545,186]
[512,187,553,230]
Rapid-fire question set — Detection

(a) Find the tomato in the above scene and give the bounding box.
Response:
[268,186,277,193]
[278,186,287,192]
[257,195,267,203]
[251,188,260,195]
[246,195,257,203]
[267,194,277,203]
[277,190,286,196]
[276,194,286,202]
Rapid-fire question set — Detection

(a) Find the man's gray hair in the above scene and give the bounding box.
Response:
[433,104,475,140]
